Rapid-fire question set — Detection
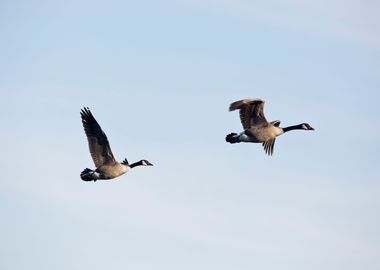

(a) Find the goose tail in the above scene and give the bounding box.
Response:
[226,133,240,144]
[80,168,98,181]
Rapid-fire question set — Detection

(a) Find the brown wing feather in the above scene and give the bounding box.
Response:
[262,139,276,156]
[80,107,116,167]
[229,98,268,129]
[239,106,253,129]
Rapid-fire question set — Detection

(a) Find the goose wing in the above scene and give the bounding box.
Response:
[229,98,268,129]
[80,107,116,167]
[262,139,276,156]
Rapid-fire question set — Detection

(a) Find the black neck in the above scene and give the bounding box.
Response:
[282,124,303,133]
[130,160,143,168]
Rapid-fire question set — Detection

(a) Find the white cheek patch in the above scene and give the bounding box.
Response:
[142,160,147,166]
[302,124,307,129]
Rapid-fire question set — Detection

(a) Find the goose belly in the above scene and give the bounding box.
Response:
[97,164,130,179]
[245,126,284,142]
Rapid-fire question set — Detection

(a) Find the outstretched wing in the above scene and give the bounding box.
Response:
[262,139,276,156]
[270,120,281,127]
[80,107,116,167]
[229,98,268,129]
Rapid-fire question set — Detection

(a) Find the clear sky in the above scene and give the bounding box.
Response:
[1,0,379,269]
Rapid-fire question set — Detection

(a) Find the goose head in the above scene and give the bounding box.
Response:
[301,123,314,130]
[141,159,154,166]
[129,159,154,168]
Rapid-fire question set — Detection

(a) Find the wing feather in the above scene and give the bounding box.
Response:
[229,98,268,129]
[80,107,116,167]
[262,139,276,156]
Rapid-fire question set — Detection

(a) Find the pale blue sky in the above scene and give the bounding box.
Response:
[0,1,379,269]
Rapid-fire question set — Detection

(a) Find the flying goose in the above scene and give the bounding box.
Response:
[80,107,153,181]
[226,98,314,155]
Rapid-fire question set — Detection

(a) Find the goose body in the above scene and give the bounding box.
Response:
[80,107,153,181]
[226,98,314,155]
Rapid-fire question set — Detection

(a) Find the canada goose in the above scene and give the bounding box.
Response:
[80,107,153,181]
[226,98,314,155]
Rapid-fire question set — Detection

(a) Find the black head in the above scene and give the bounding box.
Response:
[141,159,153,166]
[301,123,314,130]
[129,159,154,168]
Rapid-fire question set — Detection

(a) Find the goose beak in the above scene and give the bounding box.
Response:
[309,126,315,130]
[146,161,153,166]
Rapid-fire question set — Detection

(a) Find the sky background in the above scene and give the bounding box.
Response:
[0,0,379,269]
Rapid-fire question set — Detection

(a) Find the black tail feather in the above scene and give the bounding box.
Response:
[80,168,96,181]
[226,133,240,144]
